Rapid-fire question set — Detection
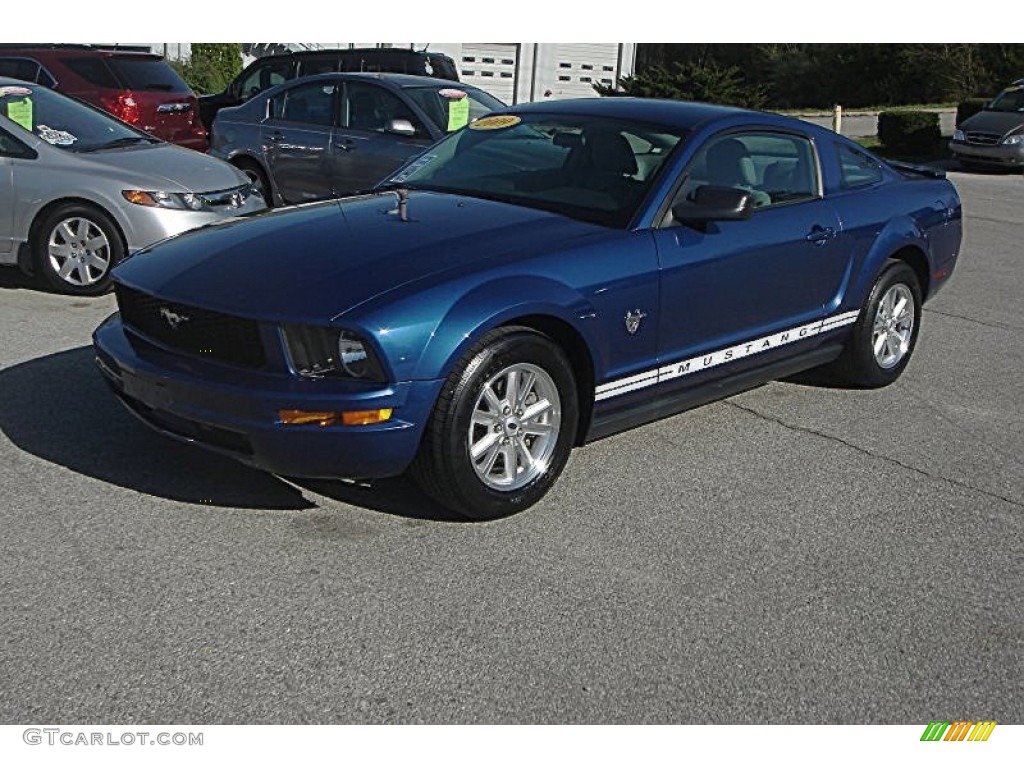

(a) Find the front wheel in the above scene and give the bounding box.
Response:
[831,260,922,388]
[33,203,125,296]
[411,327,579,520]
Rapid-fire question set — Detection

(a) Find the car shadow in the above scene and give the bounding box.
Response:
[0,345,471,520]
[0,265,40,292]
[0,346,316,510]
[290,478,470,524]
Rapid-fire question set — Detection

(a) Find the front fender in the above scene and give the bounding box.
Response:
[357,275,598,384]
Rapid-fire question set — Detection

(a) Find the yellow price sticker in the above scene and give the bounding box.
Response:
[469,115,522,131]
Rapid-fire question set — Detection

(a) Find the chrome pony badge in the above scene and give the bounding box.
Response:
[624,309,647,335]
[159,307,190,330]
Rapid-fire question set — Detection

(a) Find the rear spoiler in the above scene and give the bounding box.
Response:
[887,160,946,179]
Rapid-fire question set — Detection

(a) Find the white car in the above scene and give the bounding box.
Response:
[0,78,266,295]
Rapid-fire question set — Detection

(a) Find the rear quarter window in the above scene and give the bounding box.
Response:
[838,143,883,187]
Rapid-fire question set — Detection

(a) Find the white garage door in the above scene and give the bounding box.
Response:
[548,43,620,100]
[459,43,518,104]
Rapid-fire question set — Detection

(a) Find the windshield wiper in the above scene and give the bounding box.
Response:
[81,136,159,152]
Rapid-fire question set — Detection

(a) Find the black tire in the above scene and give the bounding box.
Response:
[233,158,273,207]
[411,326,579,520]
[33,203,125,296]
[831,260,922,388]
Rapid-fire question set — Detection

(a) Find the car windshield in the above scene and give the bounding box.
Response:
[402,85,506,133]
[388,113,686,227]
[986,86,1024,113]
[0,82,156,152]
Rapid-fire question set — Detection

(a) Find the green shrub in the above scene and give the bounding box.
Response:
[877,111,941,153]
[181,43,243,95]
[956,98,990,126]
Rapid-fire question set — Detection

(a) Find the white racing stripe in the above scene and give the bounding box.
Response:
[594,309,860,402]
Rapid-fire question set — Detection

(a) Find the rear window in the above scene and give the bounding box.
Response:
[107,58,189,93]
[61,57,119,88]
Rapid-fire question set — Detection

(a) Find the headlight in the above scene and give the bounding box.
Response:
[1001,133,1024,145]
[121,184,257,212]
[281,324,386,382]
[952,129,965,142]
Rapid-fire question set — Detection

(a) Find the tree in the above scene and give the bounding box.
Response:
[181,44,243,95]
[596,60,766,109]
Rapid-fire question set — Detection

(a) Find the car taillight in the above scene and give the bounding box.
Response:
[100,92,141,126]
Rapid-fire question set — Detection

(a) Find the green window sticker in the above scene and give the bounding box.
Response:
[446,97,470,132]
[6,97,33,131]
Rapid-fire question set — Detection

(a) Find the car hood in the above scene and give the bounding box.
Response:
[960,110,1024,136]
[60,143,246,193]
[113,191,607,322]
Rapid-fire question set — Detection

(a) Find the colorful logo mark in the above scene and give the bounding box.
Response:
[920,721,997,742]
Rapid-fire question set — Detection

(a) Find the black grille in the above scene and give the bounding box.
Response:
[965,131,1001,146]
[115,284,266,368]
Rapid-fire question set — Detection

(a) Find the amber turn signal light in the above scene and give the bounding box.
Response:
[278,408,393,427]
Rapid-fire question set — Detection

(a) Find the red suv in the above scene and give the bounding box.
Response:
[0,44,208,151]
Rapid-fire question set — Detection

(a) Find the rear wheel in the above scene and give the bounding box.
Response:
[411,327,578,520]
[33,203,124,296]
[831,260,922,388]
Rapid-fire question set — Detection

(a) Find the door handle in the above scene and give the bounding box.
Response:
[267,131,283,144]
[334,138,354,152]
[805,226,836,245]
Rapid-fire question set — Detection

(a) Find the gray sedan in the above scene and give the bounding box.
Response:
[0,78,266,295]
[211,73,504,206]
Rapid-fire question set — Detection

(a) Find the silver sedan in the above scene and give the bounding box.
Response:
[0,78,266,295]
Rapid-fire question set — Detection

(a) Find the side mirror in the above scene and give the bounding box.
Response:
[672,185,753,227]
[386,119,417,137]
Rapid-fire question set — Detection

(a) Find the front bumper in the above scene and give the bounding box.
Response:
[92,313,442,479]
[948,140,1024,166]
[117,196,267,253]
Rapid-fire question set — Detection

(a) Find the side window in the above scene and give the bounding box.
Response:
[838,143,883,187]
[0,57,54,87]
[0,127,35,159]
[239,61,292,100]
[343,82,428,136]
[272,81,337,127]
[298,56,340,77]
[676,131,820,210]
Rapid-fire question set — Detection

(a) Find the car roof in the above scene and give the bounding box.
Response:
[248,47,448,63]
[506,97,761,131]
[0,44,161,59]
[272,71,482,90]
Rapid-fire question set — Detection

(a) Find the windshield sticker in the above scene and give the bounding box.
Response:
[446,97,470,132]
[391,153,437,183]
[37,125,77,146]
[0,85,32,99]
[469,115,521,131]
[439,88,467,100]
[5,97,33,131]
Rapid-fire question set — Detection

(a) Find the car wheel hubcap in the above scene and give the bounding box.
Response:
[468,363,561,492]
[872,283,915,369]
[47,217,111,287]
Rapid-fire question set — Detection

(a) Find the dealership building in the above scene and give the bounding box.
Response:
[153,43,636,103]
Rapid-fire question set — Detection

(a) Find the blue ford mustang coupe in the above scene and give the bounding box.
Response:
[93,98,962,519]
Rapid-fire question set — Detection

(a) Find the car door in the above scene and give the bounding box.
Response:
[332,81,435,195]
[652,129,852,387]
[262,80,339,205]
[0,124,34,256]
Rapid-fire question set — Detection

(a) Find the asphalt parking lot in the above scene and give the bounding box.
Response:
[0,170,1020,725]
